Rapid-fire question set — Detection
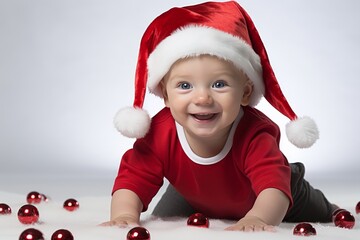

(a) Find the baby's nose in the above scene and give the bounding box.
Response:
[193,89,213,105]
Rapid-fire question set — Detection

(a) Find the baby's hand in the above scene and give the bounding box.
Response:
[99,215,140,228]
[225,215,275,232]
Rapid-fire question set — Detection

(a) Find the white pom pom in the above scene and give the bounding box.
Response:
[113,107,151,138]
[285,116,319,148]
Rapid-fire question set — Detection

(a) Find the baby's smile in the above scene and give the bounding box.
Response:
[191,113,218,121]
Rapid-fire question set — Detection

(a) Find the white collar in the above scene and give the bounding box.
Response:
[176,108,243,165]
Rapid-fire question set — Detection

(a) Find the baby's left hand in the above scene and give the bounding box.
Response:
[225,215,275,232]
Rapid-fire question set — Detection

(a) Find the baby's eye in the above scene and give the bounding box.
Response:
[178,82,192,89]
[212,80,227,88]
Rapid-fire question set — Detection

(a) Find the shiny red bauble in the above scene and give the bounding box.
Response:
[0,203,11,215]
[27,191,43,204]
[63,198,79,211]
[51,229,74,240]
[19,228,44,240]
[17,204,39,224]
[333,210,355,229]
[41,194,50,202]
[356,201,360,214]
[293,223,316,236]
[187,213,209,228]
[332,208,345,222]
[126,227,151,240]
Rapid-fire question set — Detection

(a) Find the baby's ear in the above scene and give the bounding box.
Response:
[159,80,169,104]
[241,81,253,106]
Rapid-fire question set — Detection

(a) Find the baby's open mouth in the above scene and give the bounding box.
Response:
[192,113,217,121]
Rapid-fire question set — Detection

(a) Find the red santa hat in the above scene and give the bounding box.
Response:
[114,1,319,148]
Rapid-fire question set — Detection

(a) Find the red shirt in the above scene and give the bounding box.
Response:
[113,107,292,219]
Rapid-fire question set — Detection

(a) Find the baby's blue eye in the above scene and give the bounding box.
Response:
[179,82,192,89]
[212,80,226,88]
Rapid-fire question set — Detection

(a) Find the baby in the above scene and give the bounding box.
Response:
[103,1,339,231]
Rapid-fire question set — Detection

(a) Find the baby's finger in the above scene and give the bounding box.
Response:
[224,225,244,231]
[99,220,129,228]
[263,225,276,232]
[243,225,255,232]
[98,221,113,227]
[253,225,264,232]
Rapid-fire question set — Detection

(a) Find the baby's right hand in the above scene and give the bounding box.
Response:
[99,215,140,228]
[103,189,143,228]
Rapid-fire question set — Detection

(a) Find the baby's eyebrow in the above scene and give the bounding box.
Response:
[210,71,236,78]
[167,74,193,81]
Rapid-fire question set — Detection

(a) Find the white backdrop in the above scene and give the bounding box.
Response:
[1,0,360,195]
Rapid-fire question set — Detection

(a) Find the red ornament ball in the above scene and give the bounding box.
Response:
[17,204,39,224]
[0,203,11,215]
[127,227,151,240]
[333,210,355,229]
[51,229,74,240]
[356,201,360,214]
[332,208,346,222]
[63,198,79,211]
[187,213,210,228]
[19,228,44,240]
[27,191,42,204]
[41,194,50,202]
[293,223,316,236]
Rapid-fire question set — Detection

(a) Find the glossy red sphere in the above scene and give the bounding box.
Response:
[27,191,42,204]
[127,227,151,240]
[332,208,346,222]
[63,199,79,211]
[41,194,50,202]
[19,228,44,240]
[356,202,360,214]
[17,204,39,224]
[293,223,316,236]
[51,229,74,240]
[334,210,355,229]
[0,203,11,215]
[187,213,209,228]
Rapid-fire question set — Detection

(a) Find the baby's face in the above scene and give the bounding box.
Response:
[162,55,253,140]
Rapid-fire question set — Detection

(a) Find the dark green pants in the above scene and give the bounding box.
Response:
[152,162,337,222]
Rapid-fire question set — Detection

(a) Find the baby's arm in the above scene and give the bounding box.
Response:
[101,189,143,227]
[226,188,289,231]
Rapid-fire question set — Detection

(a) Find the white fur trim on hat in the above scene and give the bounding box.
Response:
[147,25,264,106]
[114,107,151,138]
[285,116,319,148]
